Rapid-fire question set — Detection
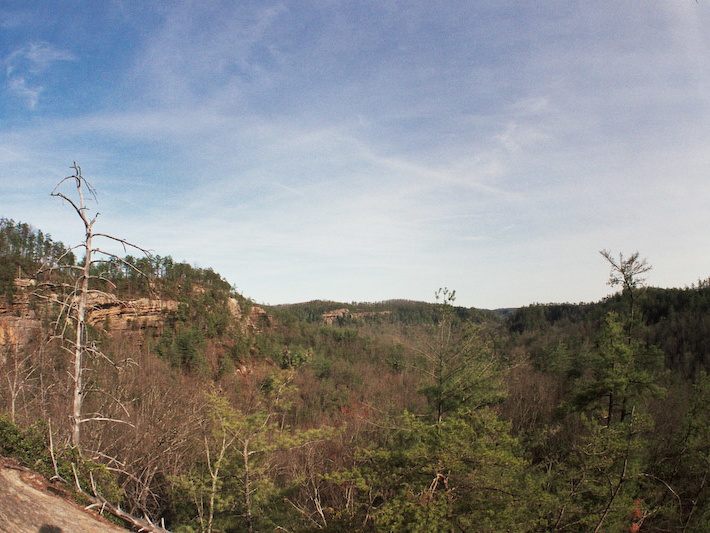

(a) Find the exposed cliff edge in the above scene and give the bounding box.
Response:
[84,294,179,331]
[0,277,273,350]
[322,308,392,325]
[84,293,271,332]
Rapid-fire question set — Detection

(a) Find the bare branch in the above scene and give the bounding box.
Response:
[79,416,136,428]
[57,460,171,533]
[93,233,153,256]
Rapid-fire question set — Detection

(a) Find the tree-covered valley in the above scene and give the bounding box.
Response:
[2,214,710,532]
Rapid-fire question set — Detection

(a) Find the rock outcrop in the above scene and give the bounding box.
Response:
[247,305,272,331]
[0,316,42,346]
[0,276,274,348]
[85,294,179,331]
[0,457,129,533]
[323,308,351,325]
[322,308,391,325]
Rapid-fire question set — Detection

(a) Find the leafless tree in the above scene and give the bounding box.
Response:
[2,343,38,424]
[37,162,151,449]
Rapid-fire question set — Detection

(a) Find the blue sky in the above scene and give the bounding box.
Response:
[1,1,709,308]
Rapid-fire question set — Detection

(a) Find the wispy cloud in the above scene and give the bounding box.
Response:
[3,41,74,109]
[5,42,74,75]
[6,76,42,109]
[129,1,289,106]
[2,2,710,307]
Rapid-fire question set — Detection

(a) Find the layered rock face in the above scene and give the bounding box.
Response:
[86,295,270,331]
[85,294,179,331]
[0,278,42,347]
[323,308,350,325]
[0,293,179,348]
[0,316,41,346]
[322,308,391,324]
[0,278,273,349]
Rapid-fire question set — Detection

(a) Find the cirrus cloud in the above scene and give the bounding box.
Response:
[3,41,75,109]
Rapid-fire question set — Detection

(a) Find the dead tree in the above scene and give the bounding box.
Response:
[599,250,652,340]
[39,162,151,449]
[2,343,38,424]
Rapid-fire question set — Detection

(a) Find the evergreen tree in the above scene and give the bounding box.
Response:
[416,288,504,424]
[330,408,540,532]
[570,312,664,427]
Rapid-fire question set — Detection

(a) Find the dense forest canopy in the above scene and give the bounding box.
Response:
[1,216,710,532]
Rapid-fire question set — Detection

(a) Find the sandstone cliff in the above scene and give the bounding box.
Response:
[85,294,179,331]
[1,277,273,350]
[322,308,391,325]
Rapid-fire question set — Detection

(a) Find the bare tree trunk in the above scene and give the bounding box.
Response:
[243,438,254,533]
[67,164,94,448]
[6,344,36,424]
[205,429,233,533]
[71,232,91,447]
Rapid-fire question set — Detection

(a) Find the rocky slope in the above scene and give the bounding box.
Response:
[0,457,129,533]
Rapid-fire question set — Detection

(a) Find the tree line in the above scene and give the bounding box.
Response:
[1,171,710,531]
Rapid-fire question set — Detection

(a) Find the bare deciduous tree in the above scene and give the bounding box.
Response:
[38,162,151,449]
[2,343,38,424]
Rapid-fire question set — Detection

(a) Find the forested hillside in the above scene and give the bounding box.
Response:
[1,216,710,532]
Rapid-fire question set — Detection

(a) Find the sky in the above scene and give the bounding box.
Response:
[1,1,709,309]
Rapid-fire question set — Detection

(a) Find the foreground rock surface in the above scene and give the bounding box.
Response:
[0,457,129,533]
